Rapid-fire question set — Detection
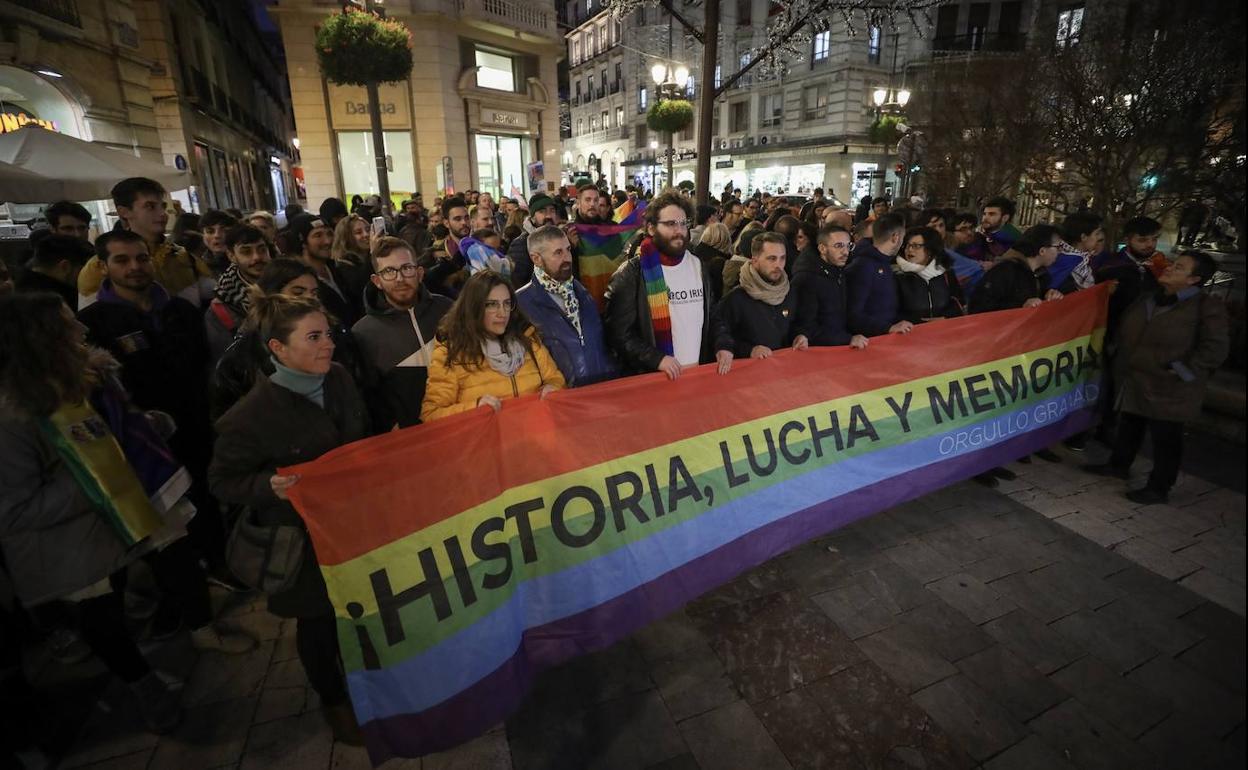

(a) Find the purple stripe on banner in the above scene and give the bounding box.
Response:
[358,408,1095,764]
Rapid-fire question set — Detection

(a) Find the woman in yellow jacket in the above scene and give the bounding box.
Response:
[421,270,565,421]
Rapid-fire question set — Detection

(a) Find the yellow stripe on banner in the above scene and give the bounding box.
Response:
[321,334,1098,616]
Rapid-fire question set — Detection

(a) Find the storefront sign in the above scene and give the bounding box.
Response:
[715,160,734,169]
[0,110,58,134]
[480,108,529,130]
[675,149,697,161]
[327,82,411,129]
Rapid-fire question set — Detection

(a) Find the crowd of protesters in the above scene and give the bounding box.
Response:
[0,174,1230,758]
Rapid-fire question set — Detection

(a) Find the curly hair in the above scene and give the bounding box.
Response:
[0,293,91,417]
[436,271,539,368]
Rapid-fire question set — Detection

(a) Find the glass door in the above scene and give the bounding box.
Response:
[474,134,529,200]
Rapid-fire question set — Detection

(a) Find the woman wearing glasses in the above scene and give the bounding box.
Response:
[421,271,564,421]
[894,226,967,324]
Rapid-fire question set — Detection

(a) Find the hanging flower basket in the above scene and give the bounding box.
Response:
[868,115,905,146]
[315,8,413,86]
[647,99,695,134]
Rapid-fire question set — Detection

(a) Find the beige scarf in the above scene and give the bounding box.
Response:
[738,261,790,306]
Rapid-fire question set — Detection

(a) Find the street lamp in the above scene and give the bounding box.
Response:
[649,139,660,193]
[871,31,911,198]
[651,61,689,191]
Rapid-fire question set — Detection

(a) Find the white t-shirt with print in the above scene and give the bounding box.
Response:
[661,255,705,367]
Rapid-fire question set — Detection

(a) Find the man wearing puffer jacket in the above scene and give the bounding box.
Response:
[351,237,452,431]
[515,225,618,387]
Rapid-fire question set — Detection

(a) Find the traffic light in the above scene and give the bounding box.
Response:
[895,163,905,174]
[910,164,921,173]
[1141,173,1159,190]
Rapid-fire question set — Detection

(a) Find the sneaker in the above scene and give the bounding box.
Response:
[189,623,258,655]
[1034,448,1062,463]
[973,472,999,489]
[990,467,1017,481]
[206,568,254,594]
[1084,463,1130,480]
[322,702,365,746]
[128,671,182,734]
[1125,487,1169,506]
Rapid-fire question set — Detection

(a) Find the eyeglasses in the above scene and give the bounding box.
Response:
[377,263,420,281]
[657,219,689,229]
[905,242,927,251]
[484,299,514,312]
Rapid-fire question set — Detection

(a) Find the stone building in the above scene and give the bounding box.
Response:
[271,0,565,207]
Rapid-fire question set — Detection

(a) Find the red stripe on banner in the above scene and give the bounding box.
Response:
[286,285,1108,565]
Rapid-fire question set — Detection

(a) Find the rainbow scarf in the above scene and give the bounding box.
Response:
[573,200,646,310]
[638,236,674,358]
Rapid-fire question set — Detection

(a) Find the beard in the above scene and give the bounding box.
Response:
[653,230,687,259]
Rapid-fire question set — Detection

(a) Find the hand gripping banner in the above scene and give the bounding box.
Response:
[286,284,1109,764]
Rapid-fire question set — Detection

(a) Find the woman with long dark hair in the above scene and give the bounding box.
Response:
[209,293,370,744]
[894,226,966,323]
[0,293,253,735]
[421,271,564,421]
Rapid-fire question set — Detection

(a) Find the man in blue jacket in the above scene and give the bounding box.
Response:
[846,213,913,337]
[516,225,618,387]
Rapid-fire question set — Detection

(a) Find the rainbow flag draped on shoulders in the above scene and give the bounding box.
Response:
[286,285,1110,765]
[573,199,646,310]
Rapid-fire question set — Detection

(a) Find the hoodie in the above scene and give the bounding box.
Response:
[350,282,453,431]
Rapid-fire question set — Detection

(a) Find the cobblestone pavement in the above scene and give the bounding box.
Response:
[27,443,1247,770]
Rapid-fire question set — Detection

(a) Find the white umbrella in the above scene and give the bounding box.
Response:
[0,125,189,203]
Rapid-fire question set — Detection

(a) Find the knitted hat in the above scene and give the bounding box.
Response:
[528,193,556,212]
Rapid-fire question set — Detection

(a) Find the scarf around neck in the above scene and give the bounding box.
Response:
[215,263,253,314]
[737,261,791,306]
[269,357,326,407]
[534,265,583,343]
[894,256,946,282]
[483,336,526,377]
[638,237,675,357]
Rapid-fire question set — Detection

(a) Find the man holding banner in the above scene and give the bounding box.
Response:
[603,192,734,380]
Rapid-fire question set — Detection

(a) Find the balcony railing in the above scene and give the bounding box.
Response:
[456,0,555,39]
[931,32,1028,58]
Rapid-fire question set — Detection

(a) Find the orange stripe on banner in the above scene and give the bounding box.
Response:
[285,285,1108,565]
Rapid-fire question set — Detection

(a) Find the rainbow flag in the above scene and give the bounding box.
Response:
[574,200,646,310]
[286,285,1109,765]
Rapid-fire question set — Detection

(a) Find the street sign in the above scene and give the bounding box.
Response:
[716,160,734,169]
[856,170,885,179]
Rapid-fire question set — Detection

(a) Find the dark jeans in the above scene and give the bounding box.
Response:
[296,615,348,707]
[1109,411,1184,493]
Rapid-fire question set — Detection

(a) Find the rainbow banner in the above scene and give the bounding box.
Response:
[286,285,1109,765]
[573,199,646,310]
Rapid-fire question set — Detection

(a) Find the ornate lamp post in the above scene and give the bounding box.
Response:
[650,61,689,190]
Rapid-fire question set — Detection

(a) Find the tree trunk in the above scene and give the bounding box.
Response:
[694,0,719,206]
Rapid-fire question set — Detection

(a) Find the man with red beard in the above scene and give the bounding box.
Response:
[352,237,452,431]
[603,191,733,380]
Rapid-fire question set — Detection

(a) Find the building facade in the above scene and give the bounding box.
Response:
[560,0,1099,203]
[0,0,162,224]
[0,0,297,223]
[135,0,298,215]
[271,0,565,209]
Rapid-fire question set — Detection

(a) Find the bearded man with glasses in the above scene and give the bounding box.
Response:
[351,237,453,430]
[603,191,734,380]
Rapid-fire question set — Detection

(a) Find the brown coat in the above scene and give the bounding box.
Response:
[209,363,370,618]
[1112,290,1229,423]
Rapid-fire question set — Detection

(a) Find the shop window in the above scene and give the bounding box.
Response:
[337,131,417,207]
[475,47,517,92]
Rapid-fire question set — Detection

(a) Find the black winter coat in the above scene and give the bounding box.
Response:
[690,240,730,303]
[968,257,1051,315]
[209,364,370,618]
[793,260,853,346]
[717,286,799,356]
[896,270,966,324]
[603,254,732,374]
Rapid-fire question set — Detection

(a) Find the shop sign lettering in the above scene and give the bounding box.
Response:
[0,112,58,134]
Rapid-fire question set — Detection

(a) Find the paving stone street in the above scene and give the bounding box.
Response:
[24,442,1247,770]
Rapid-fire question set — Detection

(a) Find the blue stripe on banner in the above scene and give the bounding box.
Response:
[345,383,1099,723]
